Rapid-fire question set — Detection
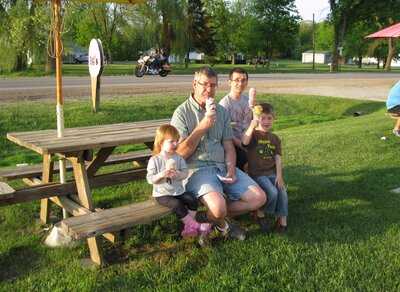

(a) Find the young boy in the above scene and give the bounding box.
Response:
[386,81,400,137]
[219,68,256,170]
[242,103,288,233]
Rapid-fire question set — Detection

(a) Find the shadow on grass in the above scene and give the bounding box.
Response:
[0,245,42,282]
[342,101,384,117]
[285,165,400,244]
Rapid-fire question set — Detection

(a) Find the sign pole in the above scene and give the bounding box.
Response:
[54,0,68,219]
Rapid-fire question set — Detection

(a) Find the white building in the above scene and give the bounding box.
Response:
[302,51,332,64]
[361,56,400,67]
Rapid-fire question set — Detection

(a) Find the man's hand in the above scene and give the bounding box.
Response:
[275,175,285,190]
[224,168,237,184]
[198,114,216,131]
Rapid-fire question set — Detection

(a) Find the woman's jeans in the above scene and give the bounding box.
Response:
[254,175,288,217]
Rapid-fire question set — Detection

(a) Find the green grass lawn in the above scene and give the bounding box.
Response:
[2,60,400,77]
[1,94,400,290]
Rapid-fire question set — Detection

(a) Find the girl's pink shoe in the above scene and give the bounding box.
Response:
[181,219,200,238]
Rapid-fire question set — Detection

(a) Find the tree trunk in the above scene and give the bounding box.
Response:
[358,56,362,68]
[329,0,347,73]
[107,48,112,64]
[376,58,380,69]
[185,51,189,69]
[15,53,27,71]
[161,13,172,56]
[384,37,396,71]
[331,24,340,72]
[231,53,235,65]
[266,51,271,69]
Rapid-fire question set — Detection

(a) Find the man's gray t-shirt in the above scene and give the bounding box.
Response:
[146,153,188,197]
[170,95,233,169]
[219,94,252,140]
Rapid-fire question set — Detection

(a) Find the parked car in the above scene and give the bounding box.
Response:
[73,54,88,64]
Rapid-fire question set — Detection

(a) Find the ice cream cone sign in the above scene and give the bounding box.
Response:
[89,39,105,113]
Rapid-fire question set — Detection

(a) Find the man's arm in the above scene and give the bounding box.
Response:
[176,115,215,159]
[223,139,237,183]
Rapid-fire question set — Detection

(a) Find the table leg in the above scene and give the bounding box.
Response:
[40,154,54,224]
[86,146,115,177]
[69,154,104,266]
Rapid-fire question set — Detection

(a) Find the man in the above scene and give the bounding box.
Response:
[219,67,254,171]
[170,67,266,240]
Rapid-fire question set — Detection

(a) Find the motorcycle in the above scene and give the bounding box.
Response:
[135,54,171,77]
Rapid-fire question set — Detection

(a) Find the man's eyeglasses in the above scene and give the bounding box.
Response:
[197,81,218,89]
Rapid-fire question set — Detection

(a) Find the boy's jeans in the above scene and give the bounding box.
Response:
[254,175,288,217]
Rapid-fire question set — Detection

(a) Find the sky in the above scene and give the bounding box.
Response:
[295,0,330,22]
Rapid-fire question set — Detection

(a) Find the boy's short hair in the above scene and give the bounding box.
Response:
[229,67,248,80]
[259,103,274,115]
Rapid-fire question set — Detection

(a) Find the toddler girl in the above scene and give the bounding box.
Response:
[146,124,211,238]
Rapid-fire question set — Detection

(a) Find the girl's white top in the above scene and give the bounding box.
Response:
[146,153,188,197]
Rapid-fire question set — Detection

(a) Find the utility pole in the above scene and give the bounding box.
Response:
[312,13,315,71]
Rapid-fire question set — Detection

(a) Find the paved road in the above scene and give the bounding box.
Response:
[1,73,399,102]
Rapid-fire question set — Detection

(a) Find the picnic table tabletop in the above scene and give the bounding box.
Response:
[7,118,170,155]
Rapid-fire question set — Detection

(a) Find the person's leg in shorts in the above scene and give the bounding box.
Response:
[185,167,226,228]
[185,166,247,240]
[223,168,266,217]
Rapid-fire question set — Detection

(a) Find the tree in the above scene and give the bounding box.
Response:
[315,21,333,51]
[0,0,49,72]
[251,0,300,68]
[299,21,313,54]
[186,0,216,65]
[343,21,370,67]
[327,0,399,72]
[69,3,126,64]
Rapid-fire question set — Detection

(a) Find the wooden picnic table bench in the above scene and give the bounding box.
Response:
[0,150,152,181]
[2,118,171,266]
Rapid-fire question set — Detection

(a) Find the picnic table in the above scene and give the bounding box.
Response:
[0,118,172,266]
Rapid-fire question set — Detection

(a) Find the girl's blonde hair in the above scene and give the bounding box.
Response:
[153,124,180,155]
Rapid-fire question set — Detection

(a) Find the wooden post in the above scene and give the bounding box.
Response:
[385,37,395,71]
[69,153,104,266]
[91,76,101,113]
[40,154,54,224]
